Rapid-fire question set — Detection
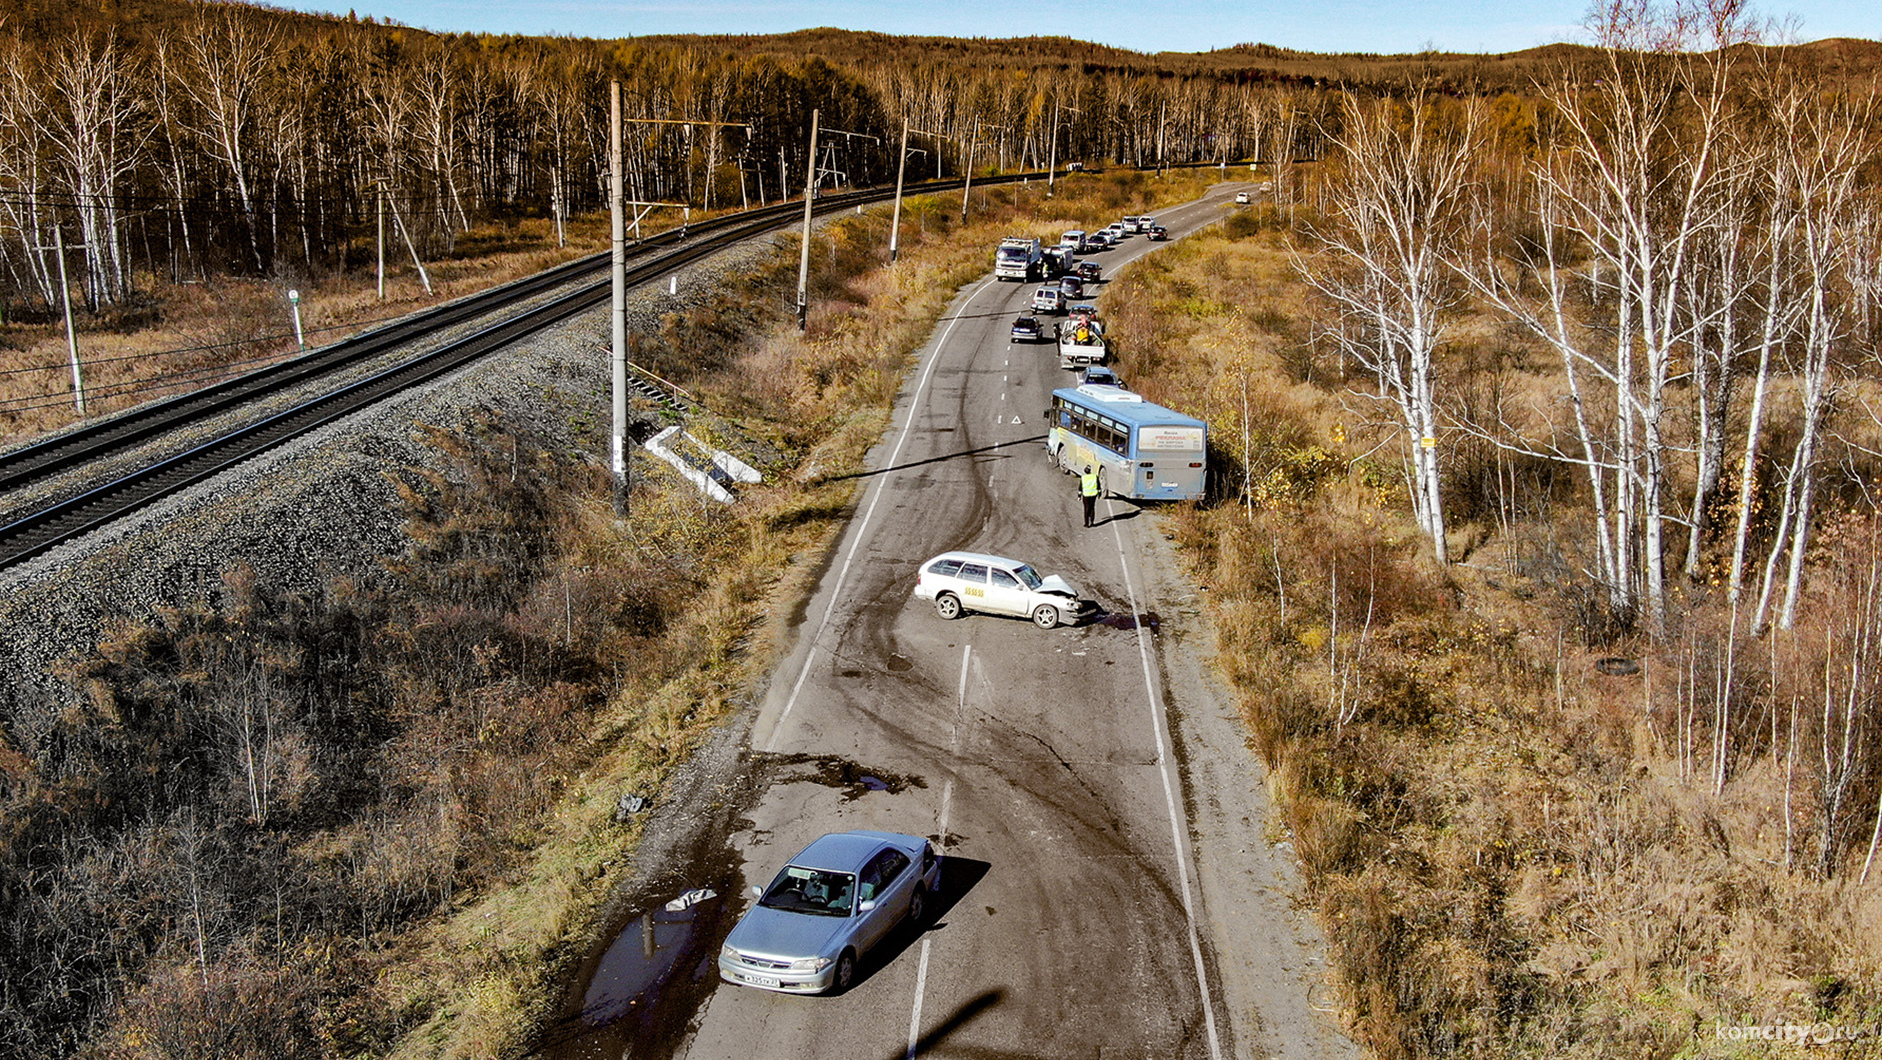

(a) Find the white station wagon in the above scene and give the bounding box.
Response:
[913,551,1090,628]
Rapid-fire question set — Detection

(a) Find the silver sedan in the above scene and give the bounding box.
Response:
[718,830,940,994]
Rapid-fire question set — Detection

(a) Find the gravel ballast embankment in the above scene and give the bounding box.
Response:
[0,231,794,711]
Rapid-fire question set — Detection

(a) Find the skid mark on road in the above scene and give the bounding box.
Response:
[763,279,996,753]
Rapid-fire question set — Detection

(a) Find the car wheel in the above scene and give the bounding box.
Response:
[906,886,926,927]
[1032,603,1060,629]
[829,949,857,995]
[935,593,963,620]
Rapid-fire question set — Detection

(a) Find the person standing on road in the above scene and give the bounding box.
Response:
[1080,465,1100,527]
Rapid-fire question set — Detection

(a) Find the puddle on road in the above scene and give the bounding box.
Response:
[578,902,707,1028]
[758,752,927,802]
[540,879,740,1060]
[1094,610,1161,633]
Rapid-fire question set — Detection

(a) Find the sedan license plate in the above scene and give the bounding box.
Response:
[743,972,781,988]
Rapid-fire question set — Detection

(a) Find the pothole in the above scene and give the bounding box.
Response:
[758,752,926,801]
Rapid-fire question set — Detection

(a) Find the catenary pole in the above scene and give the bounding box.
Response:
[375,184,384,300]
[960,116,978,222]
[610,80,630,516]
[889,118,909,263]
[51,220,84,416]
[1047,98,1059,194]
[796,108,819,330]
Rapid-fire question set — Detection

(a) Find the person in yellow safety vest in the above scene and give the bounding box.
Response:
[1079,465,1100,527]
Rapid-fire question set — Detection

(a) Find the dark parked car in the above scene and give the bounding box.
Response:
[1076,261,1102,283]
[1011,315,1045,343]
[1147,224,1168,241]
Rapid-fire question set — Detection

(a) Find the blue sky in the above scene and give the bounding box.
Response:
[285,0,1877,53]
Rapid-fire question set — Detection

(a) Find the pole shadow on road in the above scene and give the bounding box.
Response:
[851,855,992,993]
[826,436,1048,482]
[874,988,1010,1060]
[941,306,1027,323]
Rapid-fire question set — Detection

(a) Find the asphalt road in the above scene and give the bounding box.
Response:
[551,181,1357,1060]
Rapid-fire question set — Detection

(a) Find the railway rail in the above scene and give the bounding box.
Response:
[0,172,1034,571]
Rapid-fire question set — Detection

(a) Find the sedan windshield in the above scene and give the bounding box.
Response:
[1012,564,1044,590]
[760,866,856,917]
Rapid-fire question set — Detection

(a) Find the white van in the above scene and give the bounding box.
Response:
[1060,230,1085,250]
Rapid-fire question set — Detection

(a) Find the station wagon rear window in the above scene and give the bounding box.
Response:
[926,558,963,577]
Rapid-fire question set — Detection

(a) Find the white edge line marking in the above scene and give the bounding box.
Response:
[907,645,968,1058]
[763,280,997,753]
[1108,501,1225,1060]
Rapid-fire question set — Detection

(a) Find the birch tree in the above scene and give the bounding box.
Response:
[1470,3,1738,634]
[1303,86,1480,564]
[0,28,57,305]
[177,9,277,273]
[41,29,143,305]
[1751,77,1878,632]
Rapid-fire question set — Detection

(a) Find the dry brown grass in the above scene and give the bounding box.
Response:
[1116,220,1882,1058]
[0,214,614,446]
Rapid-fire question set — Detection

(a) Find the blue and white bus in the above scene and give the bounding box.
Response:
[1046,384,1208,501]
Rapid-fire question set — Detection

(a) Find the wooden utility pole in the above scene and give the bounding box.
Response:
[376,185,384,300]
[796,108,819,330]
[609,80,629,516]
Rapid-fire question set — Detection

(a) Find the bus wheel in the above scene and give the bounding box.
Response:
[1097,471,1109,498]
[1047,445,1061,469]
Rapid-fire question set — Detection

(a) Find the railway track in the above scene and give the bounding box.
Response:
[0,172,1032,570]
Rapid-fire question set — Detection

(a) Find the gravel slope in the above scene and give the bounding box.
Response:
[0,232,791,711]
